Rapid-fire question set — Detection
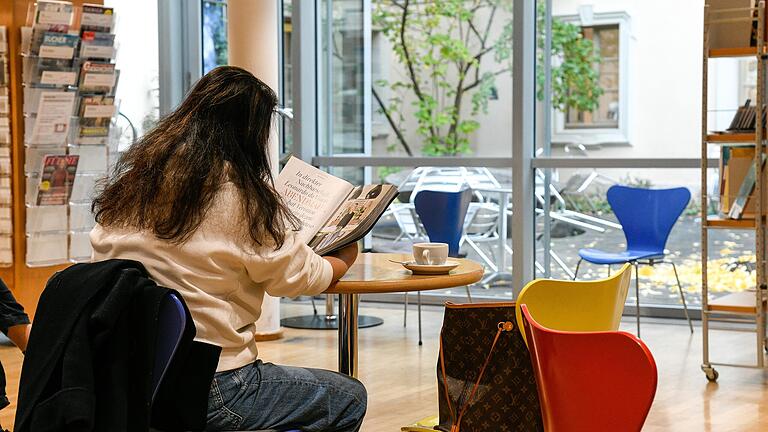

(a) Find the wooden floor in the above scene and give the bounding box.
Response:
[1,302,768,430]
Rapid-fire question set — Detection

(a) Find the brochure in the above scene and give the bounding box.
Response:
[275,156,398,255]
[30,91,76,145]
[36,154,79,206]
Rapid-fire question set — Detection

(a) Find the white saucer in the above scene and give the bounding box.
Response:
[400,260,460,275]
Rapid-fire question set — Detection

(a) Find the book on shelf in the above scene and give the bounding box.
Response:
[721,146,768,218]
[275,156,398,255]
[36,154,79,206]
[728,153,767,219]
[77,95,115,137]
[719,99,768,133]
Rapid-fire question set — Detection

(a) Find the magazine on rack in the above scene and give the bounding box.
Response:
[36,154,79,206]
[78,61,116,93]
[276,156,398,255]
[79,31,115,59]
[29,1,74,55]
[39,32,78,60]
[77,95,114,137]
[81,5,115,33]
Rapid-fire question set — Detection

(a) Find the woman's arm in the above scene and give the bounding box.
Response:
[323,242,359,283]
[7,324,30,353]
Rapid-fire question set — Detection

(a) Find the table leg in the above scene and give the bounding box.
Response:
[338,293,359,377]
[498,191,509,273]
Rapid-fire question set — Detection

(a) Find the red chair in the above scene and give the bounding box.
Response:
[520,304,657,432]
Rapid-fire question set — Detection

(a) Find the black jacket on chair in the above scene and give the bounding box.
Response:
[14,259,221,432]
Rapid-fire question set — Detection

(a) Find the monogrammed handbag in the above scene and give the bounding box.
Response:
[437,302,543,432]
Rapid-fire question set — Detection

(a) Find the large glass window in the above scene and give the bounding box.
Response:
[370,1,514,158]
[319,0,366,156]
[306,0,520,299]
[202,0,228,74]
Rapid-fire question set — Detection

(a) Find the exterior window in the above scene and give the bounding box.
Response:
[553,11,629,145]
[202,0,228,73]
[565,24,619,129]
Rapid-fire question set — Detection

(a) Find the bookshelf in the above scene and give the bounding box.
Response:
[0,0,113,317]
[701,0,768,382]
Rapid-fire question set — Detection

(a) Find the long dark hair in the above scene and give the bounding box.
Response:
[92,66,298,248]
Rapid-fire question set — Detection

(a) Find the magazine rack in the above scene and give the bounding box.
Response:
[0,26,13,267]
[701,0,768,381]
[19,1,119,266]
[0,0,117,317]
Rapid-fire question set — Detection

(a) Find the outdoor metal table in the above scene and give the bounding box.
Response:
[324,252,484,377]
[472,187,512,285]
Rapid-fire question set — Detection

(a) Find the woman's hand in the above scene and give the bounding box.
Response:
[323,242,359,284]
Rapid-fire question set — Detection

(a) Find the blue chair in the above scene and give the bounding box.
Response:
[408,189,474,345]
[151,294,300,432]
[414,189,473,256]
[574,185,693,337]
[152,293,187,403]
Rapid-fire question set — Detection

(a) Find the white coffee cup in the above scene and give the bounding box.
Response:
[413,242,449,265]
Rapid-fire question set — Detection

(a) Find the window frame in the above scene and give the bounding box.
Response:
[552,10,631,147]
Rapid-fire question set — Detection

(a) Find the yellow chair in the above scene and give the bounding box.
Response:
[516,263,632,345]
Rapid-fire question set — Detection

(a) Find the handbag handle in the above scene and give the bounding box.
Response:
[439,321,515,432]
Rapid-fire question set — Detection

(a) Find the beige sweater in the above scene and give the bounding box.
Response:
[90,183,333,372]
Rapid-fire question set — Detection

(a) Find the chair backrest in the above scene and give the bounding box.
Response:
[151,293,187,403]
[515,263,632,344]
[413,188,473,257]
[607,185,690,255]
[520,305,657,432]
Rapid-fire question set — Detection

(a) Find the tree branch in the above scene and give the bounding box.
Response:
[373,87,414,157]
[482,5,498,45]
[462,67,512,92]
[398,0,437,138]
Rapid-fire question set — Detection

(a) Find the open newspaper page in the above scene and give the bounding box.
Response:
[275,157,354,244]
[310,184,398,255]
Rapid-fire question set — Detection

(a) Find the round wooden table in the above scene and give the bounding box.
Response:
[324,252,484,377]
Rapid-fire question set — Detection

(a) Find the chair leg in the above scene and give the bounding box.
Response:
[311,297,317,315]
[417,291,423,346]
[671,261,694,334]
[465,285,473,303]
[633,262,641,338]
[573,258,583,280]
[403,292,408,328]
[607,265,611,277]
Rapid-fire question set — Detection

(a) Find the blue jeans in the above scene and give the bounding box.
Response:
[206,360,367,431]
